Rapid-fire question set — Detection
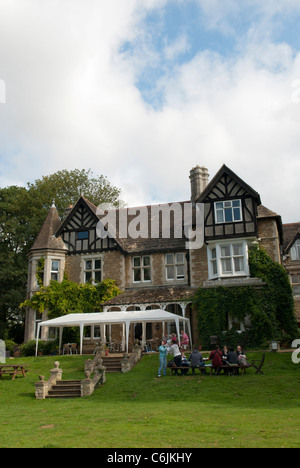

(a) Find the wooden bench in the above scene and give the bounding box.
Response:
[169,365,208,375]
[209,365,250,376]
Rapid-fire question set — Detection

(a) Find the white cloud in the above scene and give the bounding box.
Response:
[0,0,300,223]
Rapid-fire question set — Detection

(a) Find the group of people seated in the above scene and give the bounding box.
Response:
[209,345,248,374]
[158,338,247,377]
[210,345,247,366]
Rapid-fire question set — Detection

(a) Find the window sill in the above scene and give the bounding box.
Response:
[203,277,266,289]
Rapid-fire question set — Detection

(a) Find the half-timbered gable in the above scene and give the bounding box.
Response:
[198,164,261,242]
[55,197,117,254]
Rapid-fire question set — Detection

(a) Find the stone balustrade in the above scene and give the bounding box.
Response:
[81,350,106,397]
[35,361,63,399]
[121,343,142,373]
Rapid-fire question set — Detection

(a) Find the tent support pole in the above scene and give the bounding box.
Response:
[59,326,63,355]
[80,323,84,355]
[35,323,41,357]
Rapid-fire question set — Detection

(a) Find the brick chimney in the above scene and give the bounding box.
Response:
[190,166,209,203]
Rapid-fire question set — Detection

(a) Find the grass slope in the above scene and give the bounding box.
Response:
[0,352,299,448]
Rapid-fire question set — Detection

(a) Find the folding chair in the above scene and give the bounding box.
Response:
[250,353,265,375]
[70,343,78,355]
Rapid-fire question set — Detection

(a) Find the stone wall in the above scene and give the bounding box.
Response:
[257,218,281,263]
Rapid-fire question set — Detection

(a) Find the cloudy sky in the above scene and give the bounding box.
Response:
[0,0,300,223]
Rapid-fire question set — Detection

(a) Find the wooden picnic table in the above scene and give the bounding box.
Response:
[169,353,265,377]
[0,364,29,380]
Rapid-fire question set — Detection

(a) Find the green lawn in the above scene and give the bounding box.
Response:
[0,352,299,448]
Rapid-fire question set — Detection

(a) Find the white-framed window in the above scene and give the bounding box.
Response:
[291,239,300,261]
[207,240,249,279]
[133,256,151,283]
[165,253,185,281]
[50,260,60,281]
[215,200,242,223]
[83,257,102,284]
[291,274,300,296]
[297,240,300,260]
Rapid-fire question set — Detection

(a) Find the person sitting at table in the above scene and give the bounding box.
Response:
[180,350,190,375]
[236,345,248,366]
[168,339,182,374]
[225,347,239,375]
[188,347,206,375]
[222,345,228,361]
[227,348,238,365]
[209,345,224,373]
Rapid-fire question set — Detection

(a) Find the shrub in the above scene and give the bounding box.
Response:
[4,339,17,354]
[21,339,43,356]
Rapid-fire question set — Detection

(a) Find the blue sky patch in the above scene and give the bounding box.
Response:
[119,1,300,108]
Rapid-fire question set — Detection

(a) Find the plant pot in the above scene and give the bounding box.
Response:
[105,349,109,357]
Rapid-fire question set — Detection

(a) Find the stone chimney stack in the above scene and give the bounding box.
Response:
[190,166,209,203]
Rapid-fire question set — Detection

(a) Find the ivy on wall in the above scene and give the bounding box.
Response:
[194,246,299,349]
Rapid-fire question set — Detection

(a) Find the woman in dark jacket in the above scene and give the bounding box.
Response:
[209,345,223,368]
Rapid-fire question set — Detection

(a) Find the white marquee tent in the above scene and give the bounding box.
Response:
[35,309,192,356]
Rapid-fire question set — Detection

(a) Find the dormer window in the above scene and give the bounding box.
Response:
[215,200,242,223]
[290,239,300,261]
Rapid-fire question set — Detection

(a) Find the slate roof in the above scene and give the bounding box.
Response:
[103,286,198,307]
[31,165,283,255]
[30,205,68,252]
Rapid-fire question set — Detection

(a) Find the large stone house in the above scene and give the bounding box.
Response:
[25,164,294,348]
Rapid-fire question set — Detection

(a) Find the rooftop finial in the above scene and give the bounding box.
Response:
[51,199,56,208]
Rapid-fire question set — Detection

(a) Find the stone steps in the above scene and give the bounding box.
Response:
[102,357,122,373]
[47,380,81,399]
[46,358,123,398]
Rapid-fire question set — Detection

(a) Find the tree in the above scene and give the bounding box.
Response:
[0,187,31,341]
[27,168,124,219]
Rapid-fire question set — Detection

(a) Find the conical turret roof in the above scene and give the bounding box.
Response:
[30,203,67,252]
